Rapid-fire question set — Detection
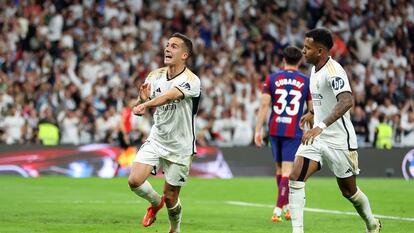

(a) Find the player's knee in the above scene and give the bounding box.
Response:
[289,170,300,181]
[128,176,144,189]
[341,188,356,199]
[289,180,305,189]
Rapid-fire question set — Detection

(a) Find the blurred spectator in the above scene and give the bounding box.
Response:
[94,110,110,142]
[378,97,399,118]
[196,109,214,146]
[37,107,59,145]
[0,91,14,114]
[352,106,369,145]
[351,25,379,64]
[368,109,380,144]
[212,110,234,147]
[374,114,393,149]
[58,109,80,145]
[232,105,253,146]
[400,100,414,146]
[0,105,26,144]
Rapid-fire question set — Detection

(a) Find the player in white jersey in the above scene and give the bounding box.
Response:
[128,33,201,233]
[288,28,381,233]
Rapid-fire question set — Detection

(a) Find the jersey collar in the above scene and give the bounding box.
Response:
[315,56,331,73]
[167,67,187,81]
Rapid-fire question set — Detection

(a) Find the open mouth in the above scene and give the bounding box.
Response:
[165,55,172,59]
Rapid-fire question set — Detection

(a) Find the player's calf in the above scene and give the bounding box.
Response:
[131,180,162,207]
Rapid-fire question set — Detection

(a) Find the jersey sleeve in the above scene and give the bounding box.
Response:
[145,70,157,85]
[144,71,155,99]
[327,69,352,96]
[175,77,201,98]
[262,75,271,94]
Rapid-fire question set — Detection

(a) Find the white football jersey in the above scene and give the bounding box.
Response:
[310,57,358,150]
[144,67,201,165]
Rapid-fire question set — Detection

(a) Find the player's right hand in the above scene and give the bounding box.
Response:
[301,127,322,145]
[254,132,263,147]
[133,104,146,116]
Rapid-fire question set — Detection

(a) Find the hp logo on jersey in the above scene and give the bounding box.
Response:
[331,77,345,90]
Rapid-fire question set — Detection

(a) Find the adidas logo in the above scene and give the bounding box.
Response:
[179,177,186,182]
[156,88,161,93]
[345,168,352,174]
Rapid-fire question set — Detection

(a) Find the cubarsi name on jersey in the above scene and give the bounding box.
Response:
[275,79,304,89]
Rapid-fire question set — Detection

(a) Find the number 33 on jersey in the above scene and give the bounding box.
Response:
[262,69,311,138]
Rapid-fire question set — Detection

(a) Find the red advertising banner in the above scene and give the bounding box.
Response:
[0,144,233,178]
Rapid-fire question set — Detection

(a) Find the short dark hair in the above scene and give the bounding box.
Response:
[305,28,333,50]
[171,33,193,58]
[283,46,303,65]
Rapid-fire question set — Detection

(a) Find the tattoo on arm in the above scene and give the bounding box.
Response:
[323,92,353,127]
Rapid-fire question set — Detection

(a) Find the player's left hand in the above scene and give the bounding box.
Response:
[301,127,323,145]
[133,104,146,116]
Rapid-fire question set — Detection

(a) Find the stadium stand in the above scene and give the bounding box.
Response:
[0,0,413,147]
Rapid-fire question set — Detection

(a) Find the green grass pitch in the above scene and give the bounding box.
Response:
[0,177,413,233]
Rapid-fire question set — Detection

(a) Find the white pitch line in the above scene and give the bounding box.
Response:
[36,200,141,204]
[225,201,414,222]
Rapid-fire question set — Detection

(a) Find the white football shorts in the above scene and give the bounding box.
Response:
[134,140,192,186]
[296,139,360,178]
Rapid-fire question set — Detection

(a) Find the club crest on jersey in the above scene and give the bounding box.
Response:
[179,82,191,90]
[331,77,345,90]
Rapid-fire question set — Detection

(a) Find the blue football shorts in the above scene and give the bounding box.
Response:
[269,135,301,162]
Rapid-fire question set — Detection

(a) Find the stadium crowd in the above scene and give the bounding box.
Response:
[0,0,413,148]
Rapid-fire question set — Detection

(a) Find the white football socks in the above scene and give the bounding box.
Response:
[168,199,182,233]
[131,180,161,206]
[289,180,305,233]
[348,187,377,229]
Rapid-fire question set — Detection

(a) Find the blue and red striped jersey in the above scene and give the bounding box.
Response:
[262,69,311,138]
